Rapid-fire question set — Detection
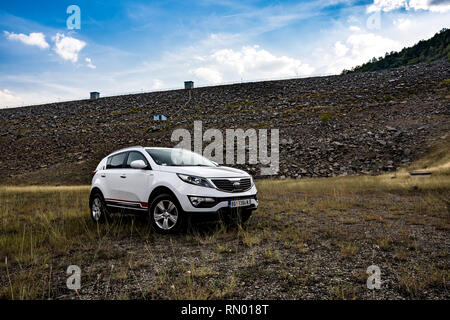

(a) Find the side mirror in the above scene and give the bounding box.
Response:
[130,160,147,169]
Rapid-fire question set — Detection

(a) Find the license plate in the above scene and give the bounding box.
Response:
[229,199,251,208]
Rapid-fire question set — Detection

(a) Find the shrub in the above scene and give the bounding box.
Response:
[127,106,139,114]
[321,112,332,122]
[384,94,393,102]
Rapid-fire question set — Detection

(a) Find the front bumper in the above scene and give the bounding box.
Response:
[186,204,258,223]
[172,183,259,213]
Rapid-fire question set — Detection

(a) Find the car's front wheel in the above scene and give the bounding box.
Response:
[149,194,184,234]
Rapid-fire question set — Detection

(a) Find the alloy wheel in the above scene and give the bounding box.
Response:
[92,197,102,221]
[153,199,178,230]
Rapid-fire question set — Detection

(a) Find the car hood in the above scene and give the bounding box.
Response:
[156,165,250,178]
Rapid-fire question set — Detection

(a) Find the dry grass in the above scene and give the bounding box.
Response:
[409,138,450,174]
[395,266,449,299]
[257,169,449,196]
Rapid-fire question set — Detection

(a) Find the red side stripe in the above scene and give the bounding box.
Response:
[105,198,148,208]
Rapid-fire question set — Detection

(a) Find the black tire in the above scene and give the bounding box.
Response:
[149,193,184,234]
[89,191,109,223]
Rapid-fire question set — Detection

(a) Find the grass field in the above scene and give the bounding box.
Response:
[0,144,449,299]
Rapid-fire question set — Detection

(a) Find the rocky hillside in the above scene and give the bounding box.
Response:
[0,60,449,185]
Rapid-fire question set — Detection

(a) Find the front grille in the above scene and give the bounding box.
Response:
[211,178,252,192]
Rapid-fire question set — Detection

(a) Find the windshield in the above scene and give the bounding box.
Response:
[146,148,217,167]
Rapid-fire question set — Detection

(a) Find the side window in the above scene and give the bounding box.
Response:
[125,151,150,168]
[107,153,127,169]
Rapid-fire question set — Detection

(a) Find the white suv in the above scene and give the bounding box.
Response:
[89,146,258,233]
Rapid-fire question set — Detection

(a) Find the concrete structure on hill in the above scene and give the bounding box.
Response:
[184,81,194,89]
[90,92,100,99]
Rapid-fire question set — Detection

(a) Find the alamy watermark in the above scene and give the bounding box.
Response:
[66,5,81,30]
[66,265,81,290]
[366,265,381,290]
[171,121,279,175]
[366,10,381,30]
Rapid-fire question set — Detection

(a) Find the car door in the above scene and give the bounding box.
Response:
[104,152,128,201]
[118,151,153,209]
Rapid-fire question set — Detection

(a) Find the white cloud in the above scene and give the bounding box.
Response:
[0,89,22,107]
[394,18,413,30]
[367,0,450,12]
[52,33,86,63]
[315,32,403,74]
[3,31,90,64]
[85,57,96,69]
[334,41,349,57]
[189,45,314,84]
[308,5,450,75]
[190,67,224,84]
[346,33,401,59]
[410,0,450,12]
[0,73,93,108]
[367,0,408,12]
[4,31,49,49]
[151,79,164,90]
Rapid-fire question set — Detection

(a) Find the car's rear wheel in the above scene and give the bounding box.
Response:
[149,194,184,234]
[90,192,109,223]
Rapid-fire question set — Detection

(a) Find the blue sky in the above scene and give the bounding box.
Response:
[0,0,449,107]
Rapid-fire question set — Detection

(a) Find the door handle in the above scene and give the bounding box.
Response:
[120,174,126,178]
[101,173,106,178]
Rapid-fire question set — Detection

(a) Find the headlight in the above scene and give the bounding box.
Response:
[177,173,213,188]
